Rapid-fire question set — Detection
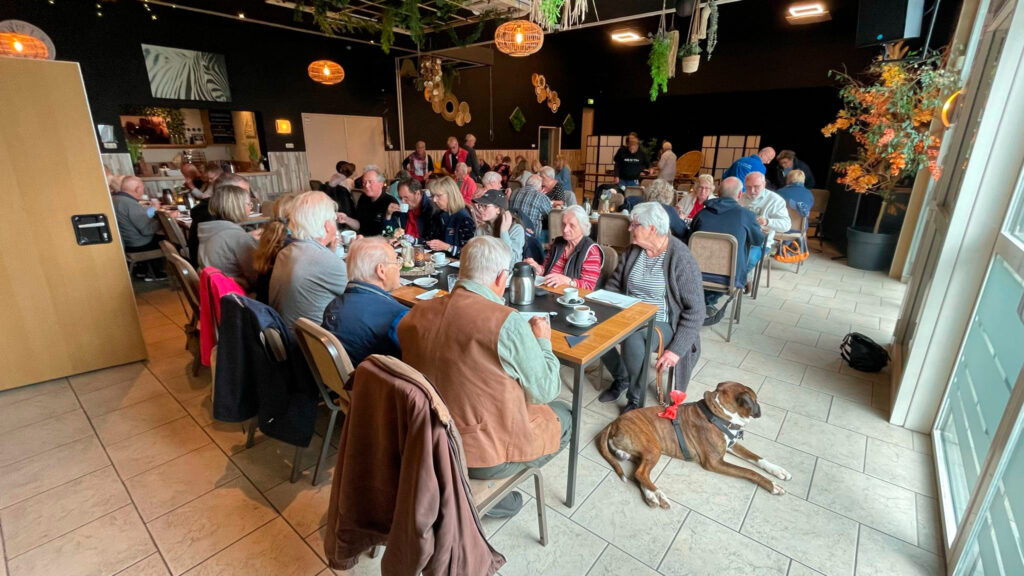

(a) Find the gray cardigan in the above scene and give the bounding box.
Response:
[197,220,258,290]
[606,236,704,390]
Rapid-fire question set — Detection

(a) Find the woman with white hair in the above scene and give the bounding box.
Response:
[676,174,716,219]
[622,178,687,239]
[269,191,348,330]
[455,162,477,204]
[524,205,603,290]
[598,202,705,414]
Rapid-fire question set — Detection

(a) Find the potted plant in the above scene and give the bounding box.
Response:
[126,135,146,176]
[822,45,956,270]
[247,142,261,171]
[648,31,673,101]
[679,42,701,74]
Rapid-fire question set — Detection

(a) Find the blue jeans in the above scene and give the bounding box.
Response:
[747,246,763,275]
[618,179,639,187]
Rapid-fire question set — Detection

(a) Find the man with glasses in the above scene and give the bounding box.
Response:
[739,171,790,275]
[337,169,400,237]
[322,237,408,366]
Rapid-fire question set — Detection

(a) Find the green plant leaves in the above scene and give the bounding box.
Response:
[648,32,672,101]
[562,114,576,135]
[510,107,526,132]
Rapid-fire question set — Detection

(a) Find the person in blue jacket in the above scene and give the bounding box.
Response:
[722,147,776,191]
[684,177,765,324]
[322,237,409,366]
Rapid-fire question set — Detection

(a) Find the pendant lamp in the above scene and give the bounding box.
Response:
[494,20,543,57]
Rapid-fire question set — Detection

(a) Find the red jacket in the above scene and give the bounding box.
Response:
[441,148,468,175]
[199,267,245,366]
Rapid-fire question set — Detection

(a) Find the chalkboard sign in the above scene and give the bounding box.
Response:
[208,110,235,144]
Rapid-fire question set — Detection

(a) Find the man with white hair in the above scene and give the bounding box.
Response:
[398,236,570,516]
[322,237,408,366]
[270,191,348,330]
[739,171,790,273]
[479,171,503,196]
[723,146,776,191]
[539,166,576,207]
[658,141,677,184]
[455,162,477,204]
[508,173,551,235]
[337,169,399,237]
[463,133,481,180]
[112,175,177,279]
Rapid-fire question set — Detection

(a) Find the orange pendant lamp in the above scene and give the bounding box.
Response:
[494,20,544,57]
[308,60,345,85]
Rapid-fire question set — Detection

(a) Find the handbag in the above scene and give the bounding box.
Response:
[840,332,890,372]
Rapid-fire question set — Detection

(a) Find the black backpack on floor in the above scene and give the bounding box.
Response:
[840,332,890,372]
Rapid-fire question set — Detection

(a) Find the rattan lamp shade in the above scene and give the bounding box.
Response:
[308,60,345,85]
[0,32,49,59]
[494,20,544,57]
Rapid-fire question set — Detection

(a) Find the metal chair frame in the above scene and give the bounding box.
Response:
[689,231,742,341]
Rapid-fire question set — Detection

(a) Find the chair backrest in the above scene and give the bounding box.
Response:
[548,208,564,240]
[787,205,807,233]
[675,151,703,177]
[309,179,323,191]
[293,318,355,412]
[689,231,738,290]
[810,188,830,214]
[156,210,189,257]
[596,213,632,251]
[351,188,363,206]
[163,244,201,317]
[508,180,522,193]
[260,200,275,216]
[624,185,645,199]
[597,244,618,288]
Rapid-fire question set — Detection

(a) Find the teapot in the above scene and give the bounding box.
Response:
[509,262,536,306]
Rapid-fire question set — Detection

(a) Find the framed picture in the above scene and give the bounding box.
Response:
[141,43,232,102]
[120,114,171,145]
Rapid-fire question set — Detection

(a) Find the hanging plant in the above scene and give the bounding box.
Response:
[706,0,719,60]
[292,0,370,36]
[539,0,565,28]
[648,32,672,101]
[380,8,396,54]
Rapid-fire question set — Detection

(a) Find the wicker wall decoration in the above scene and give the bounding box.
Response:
[531,73,561,113]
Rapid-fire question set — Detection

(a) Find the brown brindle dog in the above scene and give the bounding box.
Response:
[597,381,792,508]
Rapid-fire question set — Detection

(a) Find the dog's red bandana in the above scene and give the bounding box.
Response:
[657,390,687,420]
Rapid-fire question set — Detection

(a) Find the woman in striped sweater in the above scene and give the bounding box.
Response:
[524,205,603,290]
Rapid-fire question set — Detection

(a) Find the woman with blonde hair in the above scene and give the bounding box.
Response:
[554,154,573,192]
[197,185,258,289]
[677,174,715,219]
[424,176,476,257]
[252,192,300,303]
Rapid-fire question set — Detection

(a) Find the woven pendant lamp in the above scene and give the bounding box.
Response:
[308,60,345,85]
[494,20,543,57]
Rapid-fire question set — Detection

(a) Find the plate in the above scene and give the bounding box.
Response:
[556,296,585,307]
[430,258,451,267]
[566,314,597,327]
[413,277,438,288]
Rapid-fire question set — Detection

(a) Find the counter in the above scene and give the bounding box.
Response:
[140,170,285,200]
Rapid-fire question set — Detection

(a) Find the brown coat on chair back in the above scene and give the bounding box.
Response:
[397,287,561,468]
[324,355,504,576]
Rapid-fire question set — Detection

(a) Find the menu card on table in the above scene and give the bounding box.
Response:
[585,289,640,309]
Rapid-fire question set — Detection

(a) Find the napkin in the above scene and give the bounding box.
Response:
[565,334,590,348]
[415,289,440,300]
[399,278,412,286]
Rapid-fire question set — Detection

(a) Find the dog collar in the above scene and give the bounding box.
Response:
[697,399,744,445]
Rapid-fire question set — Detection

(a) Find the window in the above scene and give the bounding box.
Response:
[701,135,761,180]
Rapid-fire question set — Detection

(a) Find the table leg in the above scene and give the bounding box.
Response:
[564,362,586,508]
[636,320,656,408]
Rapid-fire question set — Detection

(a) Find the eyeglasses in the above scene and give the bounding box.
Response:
[628,221,642,230]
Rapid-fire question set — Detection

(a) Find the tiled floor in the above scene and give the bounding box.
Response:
[0,248,945,576]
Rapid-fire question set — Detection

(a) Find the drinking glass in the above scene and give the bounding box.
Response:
[447,274,459,292]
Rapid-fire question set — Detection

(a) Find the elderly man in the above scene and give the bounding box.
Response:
[455,162,477,204]
[112,176,176,279]
[658,141,677,184]
[723,147,775,191]
[613,135,649,187]
[463,133,482,181]
[322,237,408,366]
[685,177,764,322]
[768,149,815,190]
[401,140,433,184]
[479,171,503,196]
[187,173,249,266]
[440,136,469,177]
[739,172,790,273]
[395,179,438,241]
[539,166,576,207]
[337,169,399,237]
[508,173,551,235]
[398,236,570,516]
[270,191,348,329]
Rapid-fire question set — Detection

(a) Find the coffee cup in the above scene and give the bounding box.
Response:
[563,287,579,302]
[341,230,357,245]
[571,305,596,323]
[399,202,410,213]
[431,251,447,265]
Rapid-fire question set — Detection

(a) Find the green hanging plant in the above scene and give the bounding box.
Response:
[447,20,487,47]
[509,107,527,132]
[292,0,370,36]
[648,32,672,102]
[125,135,146,164]
[678,42,702,57]
[441,63,460,93]
[380,8,396,54]
[562,114,576,135]
[539,0,565,28]
[706,0,719,60]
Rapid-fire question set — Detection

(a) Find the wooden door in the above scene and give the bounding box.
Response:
[0,58,147,390]
[301,113,386,183]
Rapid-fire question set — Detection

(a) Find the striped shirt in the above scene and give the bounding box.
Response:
[543,243,603,290]
[627,250,668,321]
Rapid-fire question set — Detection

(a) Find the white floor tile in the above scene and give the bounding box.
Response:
[757,379,832,421]
[864,438,936,497]
[777,412,867,471]
[855,526,942,576]
[827,399,913,449]
[660,512,789,576]
[809,460,918,545]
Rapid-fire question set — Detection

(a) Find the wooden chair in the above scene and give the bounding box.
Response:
[674,151,703,188]
[808,188,830,251]
[162,242,203,376]
[548,208,564,240]
[124,248,164,280]
[156,210,189,259]
[469,470,548,546]
[596,213,632,252]
[624,185,645,199]
[260,200,276,217]
[293,318,355,486]
[689,232,742,341]
[309,179,323,191]
[597,244,618,288]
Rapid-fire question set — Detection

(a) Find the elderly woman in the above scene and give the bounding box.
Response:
[425,176,476,257]
[455,162,477,205]
[598,202,704,414]
[197,184,258,290]
[472,189,525,267]
[524,205,602,290]
[269,191,348,330]
[623,179,687,239]
[677,174,715,219]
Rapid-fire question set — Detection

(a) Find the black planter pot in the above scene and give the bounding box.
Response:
[846,226,898,271]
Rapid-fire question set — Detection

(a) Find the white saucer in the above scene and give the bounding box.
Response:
[413,277,438,288]
[431,258,451,267]
[556,296,585,307]
[566,314,597,327]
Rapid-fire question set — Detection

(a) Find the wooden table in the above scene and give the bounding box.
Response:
[391,282,658,507]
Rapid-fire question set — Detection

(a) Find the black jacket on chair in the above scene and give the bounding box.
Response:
[213,294,319,447]
[767,157,815,190]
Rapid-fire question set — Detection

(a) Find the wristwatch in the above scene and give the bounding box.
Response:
[569,279,577,288]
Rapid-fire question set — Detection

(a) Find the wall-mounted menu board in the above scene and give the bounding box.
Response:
[207,110,235,144]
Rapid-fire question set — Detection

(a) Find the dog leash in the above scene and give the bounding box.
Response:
[654,327,666,405]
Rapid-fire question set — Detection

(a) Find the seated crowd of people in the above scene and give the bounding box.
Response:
[108,136,815,520]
